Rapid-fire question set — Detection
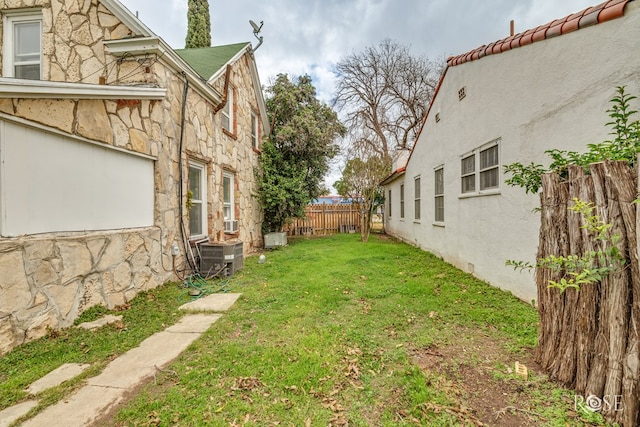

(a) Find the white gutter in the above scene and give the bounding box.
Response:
[0,77,166,99]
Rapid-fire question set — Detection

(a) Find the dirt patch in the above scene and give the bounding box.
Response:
[410,328,543,426]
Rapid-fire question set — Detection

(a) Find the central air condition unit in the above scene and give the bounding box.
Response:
[224,220,238,233]
[198,242,244,276]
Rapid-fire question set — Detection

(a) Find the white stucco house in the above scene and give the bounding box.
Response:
[0,0,269,354]
[381,0,640,302]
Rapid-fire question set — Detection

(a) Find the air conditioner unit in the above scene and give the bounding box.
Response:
[224,220,238,233]
[198,242,244,277]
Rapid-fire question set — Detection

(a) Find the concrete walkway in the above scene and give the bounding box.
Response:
[1,293,241,427]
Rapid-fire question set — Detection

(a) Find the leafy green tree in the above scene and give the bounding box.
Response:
[334,155,390,242]
[256,74,346,233]
[185,0,211,48]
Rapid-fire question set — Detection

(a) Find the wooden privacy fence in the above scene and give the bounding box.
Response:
[283,203,361,236]
[536,161,639,426]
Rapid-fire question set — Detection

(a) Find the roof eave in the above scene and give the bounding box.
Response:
[99,0,155,37]
[447,0,634,68]
[0,77,166,99]
[207,44,271,137]
[380,167,406,186]
[247,50,271,136]
[104,37,223,106]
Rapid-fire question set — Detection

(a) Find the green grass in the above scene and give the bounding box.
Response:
[1,234,608,426]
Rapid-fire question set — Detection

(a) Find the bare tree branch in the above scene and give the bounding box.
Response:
[333,39,444,159]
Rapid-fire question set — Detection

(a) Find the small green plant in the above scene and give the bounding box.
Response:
[504,86,640,193]
[507,198,625,292]
[185,190,193,213]
[503,162,546,195]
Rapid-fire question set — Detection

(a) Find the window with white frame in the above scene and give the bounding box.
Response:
[223,172,235,221]
[388,189,392,218]
[400,184,405,219]
[461,154,475,193]
[413,176,420,221]
[479,144,499,190]
[460,139,501,195]
[414,176,421,221]
[3,12,42,80]
[434,167,444,222]
[222,85,235,134]
[251,111,259,149]
[188,161,207,237]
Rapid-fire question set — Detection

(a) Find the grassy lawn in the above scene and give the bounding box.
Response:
[1,233,608,426]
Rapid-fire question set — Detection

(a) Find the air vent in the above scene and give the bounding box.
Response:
[458,87,466,100]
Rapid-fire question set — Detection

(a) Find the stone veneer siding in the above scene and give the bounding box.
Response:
[0,0,263,353]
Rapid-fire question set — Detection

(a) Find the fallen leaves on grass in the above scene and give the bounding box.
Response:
[323,397,348,426]
[344,346,363,380]
[357,298,371,313]
[113,303,131,311]
[232,377,265,391]
[345,359,360,380]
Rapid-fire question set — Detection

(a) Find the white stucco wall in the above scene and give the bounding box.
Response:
[385,2,640,302]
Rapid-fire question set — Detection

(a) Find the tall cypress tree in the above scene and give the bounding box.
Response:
[185,0,211,48]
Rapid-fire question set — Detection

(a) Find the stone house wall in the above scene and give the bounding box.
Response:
[0,0,264,354]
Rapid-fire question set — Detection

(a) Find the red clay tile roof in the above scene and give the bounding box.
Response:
[447,0,632,67]
[380,166,406,186]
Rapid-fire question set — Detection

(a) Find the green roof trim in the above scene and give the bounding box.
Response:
[175,42,249,80]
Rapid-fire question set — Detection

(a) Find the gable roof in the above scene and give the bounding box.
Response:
[447,0,633,67]
[381,0,634,185]
[175,43,251,81]
[100,1,270,136]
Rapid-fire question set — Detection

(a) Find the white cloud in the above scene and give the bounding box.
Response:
[120,0,598,189]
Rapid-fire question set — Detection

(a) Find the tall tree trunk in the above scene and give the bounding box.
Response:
[535,161,640,425]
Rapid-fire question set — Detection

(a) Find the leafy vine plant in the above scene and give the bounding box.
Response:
[506,199,625,292]
[503,86,638,292]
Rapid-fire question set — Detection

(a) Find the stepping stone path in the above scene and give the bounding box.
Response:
[25,363,91,395]
[0,293,241,427]
[76,315,123,331]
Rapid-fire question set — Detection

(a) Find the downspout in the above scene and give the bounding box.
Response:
[175,65,230,276]
[178,72,197,272]
[212,64,232,114]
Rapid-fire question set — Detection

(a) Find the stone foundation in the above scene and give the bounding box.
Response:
[0,227,172,355]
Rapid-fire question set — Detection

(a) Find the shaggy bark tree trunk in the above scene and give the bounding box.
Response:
[535,161,639,426]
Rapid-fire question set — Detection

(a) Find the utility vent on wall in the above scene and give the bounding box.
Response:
[458,87,466,101]
[224,220,238,233]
